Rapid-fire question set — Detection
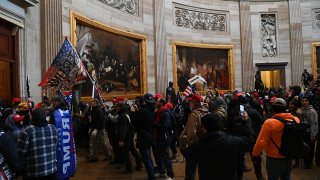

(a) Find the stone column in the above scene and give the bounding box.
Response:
[239,0,254,91]
[288,0,304,86]
[40,0,62,80]
[153,0,168,95]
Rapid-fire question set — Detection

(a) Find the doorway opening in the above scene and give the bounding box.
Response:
[255,62,287,89]
[261,70,284,89]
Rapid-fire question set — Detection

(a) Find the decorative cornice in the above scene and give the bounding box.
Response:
[0,5,24,27]
[173,2,228,32]
[97,0,139,16]
[9,0,39,8]
[255,62,288,67]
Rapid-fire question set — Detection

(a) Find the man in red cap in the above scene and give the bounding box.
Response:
[12,98,21,113]
[179,93,208,179]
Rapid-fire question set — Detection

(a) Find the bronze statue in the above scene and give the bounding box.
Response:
[255,71,264,92]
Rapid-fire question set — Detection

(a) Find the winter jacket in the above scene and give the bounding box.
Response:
[179,105,208,150]
[135,104,155,149]
[246,105,265,139]
[301,105,318,138]
[91,105,106,130]
[118,113,132,142]
[5,114,22,142]
[186,130,254,180]
[154,108,173,145]
[252,113,300,158]
[0,130,22,174]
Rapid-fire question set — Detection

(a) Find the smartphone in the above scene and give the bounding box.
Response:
[240,105,244,116]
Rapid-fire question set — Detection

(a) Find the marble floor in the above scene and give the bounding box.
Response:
[70,149,320,180]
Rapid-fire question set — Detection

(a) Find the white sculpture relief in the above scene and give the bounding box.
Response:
[261,14,278,57]
[314,9,320,29]
[98,0,138,16]
[174,7,227,31]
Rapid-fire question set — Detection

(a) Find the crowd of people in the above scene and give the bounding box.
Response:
[0,79,320,180]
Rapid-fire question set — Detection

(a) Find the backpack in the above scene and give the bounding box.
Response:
[270,116,311,158]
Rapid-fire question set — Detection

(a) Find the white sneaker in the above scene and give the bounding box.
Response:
[155,173,166,178]
[166,177,175,180]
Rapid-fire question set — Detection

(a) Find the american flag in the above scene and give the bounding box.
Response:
[38,38,87,89]
[183,85,193,97]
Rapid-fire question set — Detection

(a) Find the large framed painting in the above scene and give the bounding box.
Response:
[70,11,147,100]
[312,42,320,79]
[172,41,235,92]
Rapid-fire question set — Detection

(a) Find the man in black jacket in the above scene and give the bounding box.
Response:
[134,93,156,180]
[87,98,112,162]
[186,112,254,180]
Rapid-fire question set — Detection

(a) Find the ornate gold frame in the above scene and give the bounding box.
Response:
[70,11,147,101]
[172,41,235,92]
[312,42,319,79]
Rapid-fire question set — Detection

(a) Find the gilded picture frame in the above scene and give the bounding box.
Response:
[70,11,147,101]
[172,41,235,93]
[312,42,320,79]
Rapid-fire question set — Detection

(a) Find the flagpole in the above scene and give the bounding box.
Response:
[66,37,105,106]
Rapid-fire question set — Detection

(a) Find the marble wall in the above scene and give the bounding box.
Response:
[250,1,292,86]
[62,0,156,93]
[2,0,320,102]
[301,0,320,72]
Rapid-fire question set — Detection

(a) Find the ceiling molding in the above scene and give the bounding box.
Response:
[9,0,39,8]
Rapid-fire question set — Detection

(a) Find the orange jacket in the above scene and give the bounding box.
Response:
[252,113,300,158]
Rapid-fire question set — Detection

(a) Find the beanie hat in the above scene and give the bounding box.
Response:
[201,113,223,132]
[31,108,47,124]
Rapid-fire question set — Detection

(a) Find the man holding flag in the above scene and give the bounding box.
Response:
[39,37,87,179]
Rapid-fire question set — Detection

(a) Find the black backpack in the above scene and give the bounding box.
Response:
[270,116,311,158]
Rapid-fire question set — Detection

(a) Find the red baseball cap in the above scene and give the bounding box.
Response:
[12,98,21,104]
[35,103,43,109]
[13,114,24,122]
[115,96,126,104]
[153,93,163,101]
[252,92,259,98]
[187,94,203,103]
[269,96,277,103]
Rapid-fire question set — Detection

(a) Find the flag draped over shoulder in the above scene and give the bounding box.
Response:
[38,38,87,89]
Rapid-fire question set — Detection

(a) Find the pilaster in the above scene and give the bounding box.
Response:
[153,0,168,95]
[239,0,254,91]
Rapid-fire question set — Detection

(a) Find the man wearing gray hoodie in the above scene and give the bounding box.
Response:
[301,96,318,169]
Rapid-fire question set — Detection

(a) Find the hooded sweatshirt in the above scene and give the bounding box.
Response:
[5,115,22,142]
[301,105,318,138]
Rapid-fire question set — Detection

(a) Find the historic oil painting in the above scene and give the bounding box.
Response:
[172,41,234,92]
[70,12,147,100]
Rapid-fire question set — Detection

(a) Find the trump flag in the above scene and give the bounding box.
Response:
[38,38,87,89]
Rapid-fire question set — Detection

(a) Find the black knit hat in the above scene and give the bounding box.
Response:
[31,108,47,125]
[201,113,223,132]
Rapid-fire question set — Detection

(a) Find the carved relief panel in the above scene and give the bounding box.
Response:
[261,14,278,58]
[173,3,228,32]
[97,0,138,16]
[312,8,320,30]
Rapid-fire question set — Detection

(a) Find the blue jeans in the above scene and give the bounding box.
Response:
[266,157,292,180]
[141,147,156,180]
[155,144,174,178]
